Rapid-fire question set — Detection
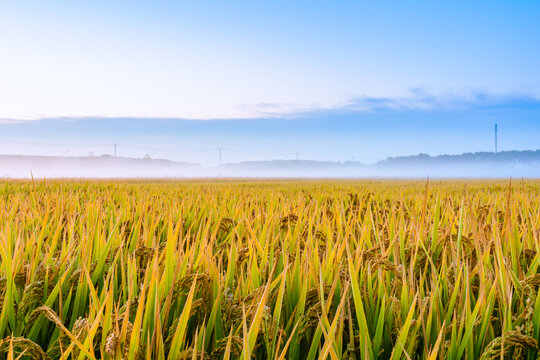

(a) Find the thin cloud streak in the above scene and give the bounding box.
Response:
[2,90,540,123]
[238,90,540,119]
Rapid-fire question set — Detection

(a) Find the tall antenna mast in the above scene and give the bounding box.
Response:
[494,124,498,153]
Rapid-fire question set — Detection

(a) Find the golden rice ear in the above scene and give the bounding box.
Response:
[18,281,47,319]
[26,306,64,331]
[480,331,538,359]
[0,336,51,360]
[522,273,540,288]
[104,331,119,357]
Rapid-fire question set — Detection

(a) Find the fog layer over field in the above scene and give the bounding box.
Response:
[2,152,540,178]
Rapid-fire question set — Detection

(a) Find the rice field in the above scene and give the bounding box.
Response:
[0,179,539,359]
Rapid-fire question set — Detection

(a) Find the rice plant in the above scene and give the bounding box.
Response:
[0,179,539,359]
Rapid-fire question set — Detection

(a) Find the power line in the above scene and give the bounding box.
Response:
[0,138,374,163]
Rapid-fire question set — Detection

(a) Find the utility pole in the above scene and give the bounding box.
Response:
[219,148,222,166]
[114,143,117,157]
[494,124,498,153]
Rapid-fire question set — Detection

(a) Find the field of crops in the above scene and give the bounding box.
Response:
[0,180,539,359]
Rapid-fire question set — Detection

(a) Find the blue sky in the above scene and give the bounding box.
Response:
[0,1,539,165]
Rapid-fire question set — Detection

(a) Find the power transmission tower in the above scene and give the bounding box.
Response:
[114,143,117,157]
[494,124,498,153]
[219,148,222,166]
[296,152,299,161]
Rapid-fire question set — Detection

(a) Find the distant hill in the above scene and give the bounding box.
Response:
[1,150,540,178]
[378,150,540,165]
[216,150,540,178]
[0,154,199,178]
